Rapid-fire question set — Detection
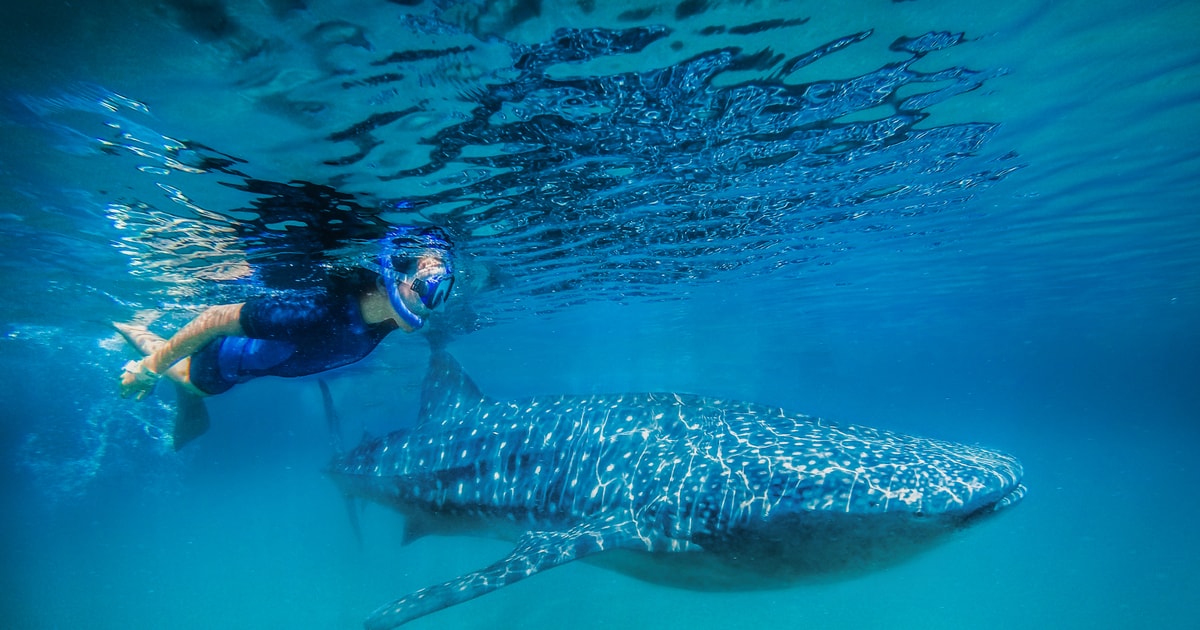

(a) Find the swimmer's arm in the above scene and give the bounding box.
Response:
[142,303,245,374]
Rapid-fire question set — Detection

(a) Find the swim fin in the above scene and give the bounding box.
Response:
[318,379,363,548]
[172,383,211,450]
[318,378,344,454]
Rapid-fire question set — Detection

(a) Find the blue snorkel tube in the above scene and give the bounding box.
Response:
[378,226,455,330]
[379,253,427,330]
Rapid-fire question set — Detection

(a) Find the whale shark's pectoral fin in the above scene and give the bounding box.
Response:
[365,516,639,630]
[400,511,440,546]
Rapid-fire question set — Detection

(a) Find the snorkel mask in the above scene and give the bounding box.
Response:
[378,226,455,330]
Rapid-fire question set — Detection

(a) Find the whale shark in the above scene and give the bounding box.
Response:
[328,351,1025,629]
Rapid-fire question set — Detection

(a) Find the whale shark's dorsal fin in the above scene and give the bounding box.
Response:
[365,515,640,629]
[418,351,488,426]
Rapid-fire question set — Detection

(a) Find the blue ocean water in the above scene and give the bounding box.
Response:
[1,1,1197,628]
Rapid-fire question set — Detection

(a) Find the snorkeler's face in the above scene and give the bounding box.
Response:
[400,255,453,311]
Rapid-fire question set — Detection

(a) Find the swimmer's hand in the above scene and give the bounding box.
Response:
[121,359,161,400]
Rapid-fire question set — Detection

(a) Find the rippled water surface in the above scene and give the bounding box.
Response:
[2,1,1197,629]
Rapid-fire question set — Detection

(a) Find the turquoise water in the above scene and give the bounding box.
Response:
[2,1,1197,628]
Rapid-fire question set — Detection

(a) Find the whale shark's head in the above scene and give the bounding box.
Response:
[748,430,1025,580]
[951,447,1027,521]
[859,438,1027,523]
[668,416,1027,583]
[753,418,1027,523]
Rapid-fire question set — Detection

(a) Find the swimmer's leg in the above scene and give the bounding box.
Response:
[114,321,211,450]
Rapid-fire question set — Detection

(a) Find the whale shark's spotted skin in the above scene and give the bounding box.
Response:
[329,352,1025,629]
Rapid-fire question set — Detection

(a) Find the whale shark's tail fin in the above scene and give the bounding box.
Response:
[419,351,487,426]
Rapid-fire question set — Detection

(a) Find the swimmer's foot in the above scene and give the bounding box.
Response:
[114,321,210,449]
[113,321,204,394]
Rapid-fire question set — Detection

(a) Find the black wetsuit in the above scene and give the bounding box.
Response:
[189,271,397,395]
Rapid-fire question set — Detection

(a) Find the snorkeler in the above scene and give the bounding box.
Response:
[114,226,456,449]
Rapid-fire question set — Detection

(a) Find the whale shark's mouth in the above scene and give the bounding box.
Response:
[960,483,1026,526]
[992,483,1027,512]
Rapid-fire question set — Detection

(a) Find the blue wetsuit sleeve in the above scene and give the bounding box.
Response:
[240,292,335,341]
